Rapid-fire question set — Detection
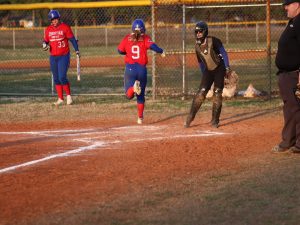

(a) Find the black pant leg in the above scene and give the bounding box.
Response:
[278,72,300,148]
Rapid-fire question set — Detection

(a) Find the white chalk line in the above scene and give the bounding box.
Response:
[0,126,228,174]
[0,142,106,174]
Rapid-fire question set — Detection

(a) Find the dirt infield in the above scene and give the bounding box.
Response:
[1,104,297,225]
[0,51,266,69]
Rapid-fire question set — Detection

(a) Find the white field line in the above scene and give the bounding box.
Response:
[0,126,228,174]
[0,142,106,174]
[0,129,100,137]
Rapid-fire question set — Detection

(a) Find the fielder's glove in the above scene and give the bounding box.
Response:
[42,42,49,51]
[76,51,80,58]
[224,70,239,89]
[295,83,300,99]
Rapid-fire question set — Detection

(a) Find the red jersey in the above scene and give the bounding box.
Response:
[44,23,74,56]
[118,34,154,65]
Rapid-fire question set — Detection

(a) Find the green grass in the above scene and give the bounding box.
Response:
[0,46,120,61]
[0,95,280,123]
[0,34,280,96]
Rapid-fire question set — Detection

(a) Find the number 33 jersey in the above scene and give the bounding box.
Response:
[118,34,154,66]
[44,23,74,56]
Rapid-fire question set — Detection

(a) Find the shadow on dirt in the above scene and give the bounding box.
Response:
[220,106,281,127]
[150,107,281,128]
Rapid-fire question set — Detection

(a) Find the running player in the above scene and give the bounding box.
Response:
[118,19,165,124]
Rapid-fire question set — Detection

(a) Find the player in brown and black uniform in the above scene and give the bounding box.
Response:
[184,21,231,128]
[273,0,300,153]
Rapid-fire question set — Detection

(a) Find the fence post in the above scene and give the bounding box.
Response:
[105,27,108,48]
[266,0,272,98]
[226,23,229,45]
[256,23,259,44]
[151,0,157,100]
[51,73,54,96]
[74,19,78,39]
[32,9,35,27]
[182,4,186,100]
[12,29,15,50]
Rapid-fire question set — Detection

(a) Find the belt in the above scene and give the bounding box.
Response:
[277,69,299,75]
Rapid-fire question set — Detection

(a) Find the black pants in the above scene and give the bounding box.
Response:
[278,71,300,148]
[200,64,225,91]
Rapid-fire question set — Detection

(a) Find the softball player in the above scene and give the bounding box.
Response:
[43,10,79,106]
[118,19,165,124]
[185,21,230,128]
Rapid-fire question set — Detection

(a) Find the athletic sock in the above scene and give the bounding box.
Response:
[63,83,71,96]
[137,103,144,118]
[55,84,64,100]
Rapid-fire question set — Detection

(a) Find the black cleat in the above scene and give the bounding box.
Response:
[272,145,289,153]
[289,146,300,153]
[211,121,219,128]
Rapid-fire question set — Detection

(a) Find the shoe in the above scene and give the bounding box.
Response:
[133,80,141,95]
[66,95,73,105]
[289,146,300,153]
[211,122,219,128]
[272,144,289,153]
[137,117,143,124]
[184,115,193,128]
[54,98,64,106]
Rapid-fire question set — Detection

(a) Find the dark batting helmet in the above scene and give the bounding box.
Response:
[48,10,60,21]
[195,21,208,43]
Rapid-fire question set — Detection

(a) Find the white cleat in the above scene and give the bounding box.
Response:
[137,117,143,124]
[133,80,141,95]
[66,95,73,105]
[54,98,64,106]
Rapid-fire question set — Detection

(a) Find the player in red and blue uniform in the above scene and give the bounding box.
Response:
[118,19,165,124]
[43,10,79,106]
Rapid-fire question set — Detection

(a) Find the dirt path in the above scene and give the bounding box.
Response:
[0,107,284,224]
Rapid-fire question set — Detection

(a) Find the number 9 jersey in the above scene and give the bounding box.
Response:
[44,22,75,56]
[118,34,154,66]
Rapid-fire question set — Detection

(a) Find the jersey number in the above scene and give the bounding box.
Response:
[131,45,140,59]
[58,41,66,48]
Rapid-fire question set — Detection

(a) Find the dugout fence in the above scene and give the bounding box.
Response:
[0,0,285,100]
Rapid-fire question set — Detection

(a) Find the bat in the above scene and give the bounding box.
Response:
[76,54,81,81]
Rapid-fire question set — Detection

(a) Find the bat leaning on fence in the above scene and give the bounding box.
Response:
[76,54,81,81]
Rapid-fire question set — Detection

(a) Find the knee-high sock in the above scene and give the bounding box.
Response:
[63,83,71,96]
[137,103,144,118]
[55,84,64,100]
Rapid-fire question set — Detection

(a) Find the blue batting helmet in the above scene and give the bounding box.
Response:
[48,10,60,21]
[132,19,146,34]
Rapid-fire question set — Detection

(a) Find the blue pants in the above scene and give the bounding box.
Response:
[50,53,70,85]
[124,63,147,103]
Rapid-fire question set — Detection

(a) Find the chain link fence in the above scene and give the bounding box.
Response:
[0,0,286,99]
[153,0,285,98]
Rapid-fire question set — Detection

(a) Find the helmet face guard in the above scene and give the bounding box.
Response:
[132,29,142,40]
[48,10,60,21]
[195,21,208,43]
